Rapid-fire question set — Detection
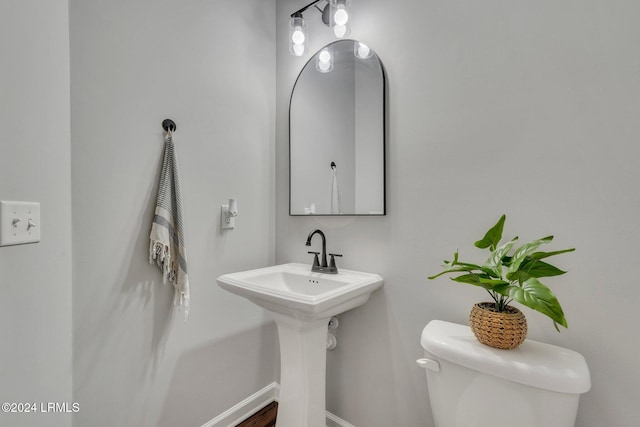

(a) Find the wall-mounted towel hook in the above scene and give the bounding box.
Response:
[162,119,177,132]
[331,161,336,169]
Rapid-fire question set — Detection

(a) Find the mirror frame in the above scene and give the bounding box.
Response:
[288,39,387,216]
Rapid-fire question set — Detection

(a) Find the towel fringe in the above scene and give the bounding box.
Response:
[150,239,189,321]
[149,240,175,285]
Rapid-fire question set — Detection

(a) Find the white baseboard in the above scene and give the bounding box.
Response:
[326,411,356,427]
[201,382,279,427]
[202,382,355,427]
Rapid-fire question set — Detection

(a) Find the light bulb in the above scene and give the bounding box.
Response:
[356,42,371,59]
[292,27,305,45]
[292,44,305,56]
[319,50,331,63]
[334,5,348,25]
[318,61,331,72]
[333,24,347,38]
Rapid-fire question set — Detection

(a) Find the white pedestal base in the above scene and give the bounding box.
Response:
[272,313,329,427]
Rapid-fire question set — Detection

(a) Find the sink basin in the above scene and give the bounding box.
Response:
[217,262,383,427]
[217,262,383,321]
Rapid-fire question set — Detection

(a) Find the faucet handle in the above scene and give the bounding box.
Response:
[328,253,342,270]
[307,251,320,268]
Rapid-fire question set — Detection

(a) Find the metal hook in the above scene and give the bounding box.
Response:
[162,119,176,133]
[331,161,336,169]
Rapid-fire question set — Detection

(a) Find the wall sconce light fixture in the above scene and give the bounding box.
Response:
[289,0,352,56]
[289,13,308,56]
[330,0,351,38]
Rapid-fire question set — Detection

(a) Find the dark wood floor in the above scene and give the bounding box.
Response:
[235,401,278,427]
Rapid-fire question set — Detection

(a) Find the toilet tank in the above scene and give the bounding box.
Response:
[419,320,591,427]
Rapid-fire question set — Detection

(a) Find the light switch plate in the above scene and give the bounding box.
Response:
[0,201,41,246]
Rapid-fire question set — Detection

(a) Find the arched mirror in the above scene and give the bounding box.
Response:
[289,39,386,216]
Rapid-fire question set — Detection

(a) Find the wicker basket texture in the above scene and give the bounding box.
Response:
[469,302,528,349]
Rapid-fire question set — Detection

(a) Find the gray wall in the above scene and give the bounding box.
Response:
[0,1,73,426]
[70,1,277,426]
[276,0,640,426]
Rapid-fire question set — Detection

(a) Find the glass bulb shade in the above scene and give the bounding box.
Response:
[334,6,348,25]
[330,0,351,26]
[289,16,307,56]
[318,50,331,63]
[316,59,333,73]
[316,49,333,73]
[292,28,305,45]
[333,24,350,38]
[292,44,305,56]
[355,42,372,59]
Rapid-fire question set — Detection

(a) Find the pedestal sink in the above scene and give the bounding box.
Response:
[217,263,383,427]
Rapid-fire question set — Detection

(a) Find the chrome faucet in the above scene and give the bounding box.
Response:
[305,229,342,274]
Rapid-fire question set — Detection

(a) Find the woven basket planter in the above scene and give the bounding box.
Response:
[469,302,528,349]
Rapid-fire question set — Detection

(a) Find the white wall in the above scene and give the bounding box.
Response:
[70,1,277,426]
[0,1,73,426]
[276,0,640,426]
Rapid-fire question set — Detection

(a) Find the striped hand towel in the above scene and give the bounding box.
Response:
[331,166,341,215]
[149,130,190,320]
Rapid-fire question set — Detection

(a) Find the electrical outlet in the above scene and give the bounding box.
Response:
[221,204,235,229]
[0,201,41,246]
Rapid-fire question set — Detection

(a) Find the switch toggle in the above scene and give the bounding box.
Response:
[0,201,41,246]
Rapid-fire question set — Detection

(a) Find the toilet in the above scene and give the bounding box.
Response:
[418,320,591,427]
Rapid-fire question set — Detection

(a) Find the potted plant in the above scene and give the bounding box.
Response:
[428,214,574,349]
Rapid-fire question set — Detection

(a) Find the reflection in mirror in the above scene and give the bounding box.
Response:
[290,39,385,216]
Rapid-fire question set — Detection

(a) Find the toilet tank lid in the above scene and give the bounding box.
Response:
[421,320,591,394]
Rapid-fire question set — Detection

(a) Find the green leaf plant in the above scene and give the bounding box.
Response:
[428,214,575,331]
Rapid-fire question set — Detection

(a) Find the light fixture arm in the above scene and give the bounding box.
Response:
[290,0,324,18]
